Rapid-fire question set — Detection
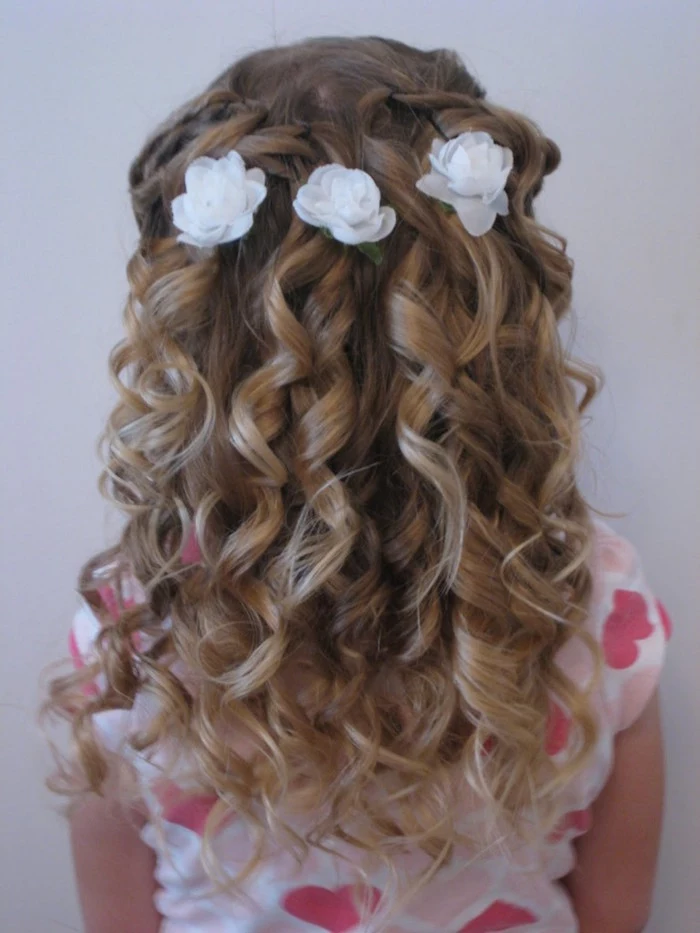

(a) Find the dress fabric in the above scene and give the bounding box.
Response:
[69,521,671,932]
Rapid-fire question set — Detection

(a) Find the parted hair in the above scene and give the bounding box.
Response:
[47,35,600,903]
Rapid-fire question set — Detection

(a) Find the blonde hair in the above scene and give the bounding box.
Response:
[46,35,600,908]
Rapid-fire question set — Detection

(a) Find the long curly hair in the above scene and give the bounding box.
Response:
[46,35,600,903]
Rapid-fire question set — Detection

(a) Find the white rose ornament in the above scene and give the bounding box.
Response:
[171,150,267,248]
[416,131,513,236]
[293,164,396,263]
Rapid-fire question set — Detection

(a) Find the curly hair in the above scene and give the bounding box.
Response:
[46,35,600,907]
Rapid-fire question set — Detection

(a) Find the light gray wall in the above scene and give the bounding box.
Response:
[1,1,697,929]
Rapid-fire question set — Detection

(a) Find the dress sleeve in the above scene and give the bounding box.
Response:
[592,522,673,733]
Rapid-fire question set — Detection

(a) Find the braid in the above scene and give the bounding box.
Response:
[129,90,247,187]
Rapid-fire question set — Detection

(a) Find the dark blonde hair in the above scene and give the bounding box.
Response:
[47,35,599,903]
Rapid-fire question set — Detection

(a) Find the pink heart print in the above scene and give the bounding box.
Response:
[458,901,538,932]
[153,780,221,835]
[603,589,654,669]
[548,807,592,844]
[545,701,571,756]
[282,885,382,933]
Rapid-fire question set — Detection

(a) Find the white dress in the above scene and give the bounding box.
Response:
[69,521,671,932]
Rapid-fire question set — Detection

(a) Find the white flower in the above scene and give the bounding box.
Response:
[171,151,267,248]
[416,131,513,236]
[293,164,396,246]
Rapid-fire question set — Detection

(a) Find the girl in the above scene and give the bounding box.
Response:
[46,36,671,933]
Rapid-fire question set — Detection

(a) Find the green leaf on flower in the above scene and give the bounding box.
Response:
[439,202,456,215]
[357,242,383,265]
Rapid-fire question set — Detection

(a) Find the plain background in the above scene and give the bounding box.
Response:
[1,1,698,930]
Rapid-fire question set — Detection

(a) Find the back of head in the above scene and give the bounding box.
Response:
[53,35,599,883]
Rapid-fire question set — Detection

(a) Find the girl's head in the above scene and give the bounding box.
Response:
[50,35,598,886]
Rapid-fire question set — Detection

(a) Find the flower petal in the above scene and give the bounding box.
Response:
[306,163,345,189]
[245,180,268,212]
[220,150,246,181]
[455,198,498,237]
[328,216,368,245]
[428,152,450,176]
[171,194,190,232]
[184,159,218,193]
[462,130,494,148]
[416,173,452,202]
[368,207,397,242]
[448,175,491,198]
[182,192,210,228]
[489,189,509,215]
[221,211,254,242]
[292,196,324,228]
[246,167,266,187]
